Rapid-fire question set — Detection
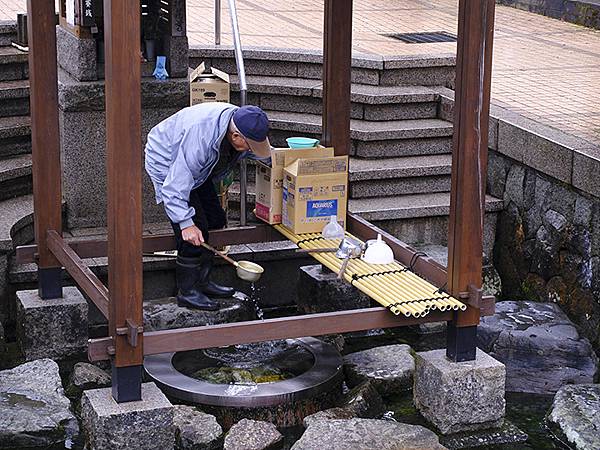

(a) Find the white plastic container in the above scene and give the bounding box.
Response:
[322,215,344,239]
[362,234,394,264]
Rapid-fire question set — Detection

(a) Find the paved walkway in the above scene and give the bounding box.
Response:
[2,0,599,145]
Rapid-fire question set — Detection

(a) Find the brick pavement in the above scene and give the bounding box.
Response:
[2,0,599,144]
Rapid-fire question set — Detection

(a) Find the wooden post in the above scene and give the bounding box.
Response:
[104,0,144,402]
[446,0,495,362]
[322,0,352,157]
[27,0,63,299]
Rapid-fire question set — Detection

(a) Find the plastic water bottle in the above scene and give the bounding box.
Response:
[322,215,344,239]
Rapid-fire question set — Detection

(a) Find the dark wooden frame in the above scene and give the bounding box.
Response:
[23,0,495,402]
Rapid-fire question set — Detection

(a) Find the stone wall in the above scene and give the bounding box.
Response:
[489,151,600,349]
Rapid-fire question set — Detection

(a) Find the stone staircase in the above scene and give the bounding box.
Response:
[0,21,33,324]
[193,48,502,252]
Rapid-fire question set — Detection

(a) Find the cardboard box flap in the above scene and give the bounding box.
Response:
[286,156,349,176]
[282,147,334,168]
[190,62,230,83]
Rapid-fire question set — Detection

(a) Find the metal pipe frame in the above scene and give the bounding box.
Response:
[227,0,248,226]
[214,0,221,45]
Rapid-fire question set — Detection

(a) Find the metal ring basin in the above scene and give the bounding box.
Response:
[144,337,343,408]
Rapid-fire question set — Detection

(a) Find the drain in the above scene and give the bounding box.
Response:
[385,31,457,44]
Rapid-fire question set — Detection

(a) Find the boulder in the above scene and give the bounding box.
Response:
[66,362,111,400]
[292,418,446,450]
[343,344,414,396]
[478,301,598,394]
[548,384,600,450]
[341,380,385,419]
[303,408,355,428]
[144,292,256,331]
[302,381,384,428]
[173,405,223,450]
[439,422,528,449]
[224,419,283,450]
[0,359,79,449]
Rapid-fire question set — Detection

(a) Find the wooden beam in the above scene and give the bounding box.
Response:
[322,0,352,156]
[16,224,286,264]
[88,308,454,361]
[446,0,495,361]
[104,0,143,401]
[27,0,63,298]
[46,230,109,318]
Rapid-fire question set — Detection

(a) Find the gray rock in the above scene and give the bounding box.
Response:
[292,418,447,450]
[414,349,505,435]
[224,419,283,450]
[143,292,256,331]
[81,383,174,450]
[173,405,223,450]
[66,362,111,400]
[343,344,414,396]
[478,301,598,394]
[440,421,528,449]
[0,359,79,449]
[302,408,355,428]
[548,384,600,450]
[297,265,371,314]
[341,380,385,419]
[16,287,88,361]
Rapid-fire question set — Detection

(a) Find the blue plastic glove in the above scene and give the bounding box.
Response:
[153,56,169,80]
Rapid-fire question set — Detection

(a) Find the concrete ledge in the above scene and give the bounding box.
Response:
[16,287,88,361]
[81,383,174,450]
[437,87,599,200]
[498,0,600,30]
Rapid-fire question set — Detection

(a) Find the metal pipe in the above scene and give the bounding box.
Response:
[215,0,221,45]
[227,0,248,225]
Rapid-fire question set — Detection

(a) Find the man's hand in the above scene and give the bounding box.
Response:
[181,225,204,246]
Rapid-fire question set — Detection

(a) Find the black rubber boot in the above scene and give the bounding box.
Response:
[198,255,235,298]
[176,256,219,311]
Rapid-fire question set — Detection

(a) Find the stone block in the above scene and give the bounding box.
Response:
[297,265,370,314]
[354,137,452,158]
[56,26,98,81]
[166,36,189,78]
[81,383,174,450]
[66,362,112,401]
[572,147,600,198]
[478,301,598,394]
[414,348,505,434]
[16,287,88,361]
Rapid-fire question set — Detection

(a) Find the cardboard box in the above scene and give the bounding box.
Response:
[282,155,349,234]
[189,62,230,106]
[255,147,334,224]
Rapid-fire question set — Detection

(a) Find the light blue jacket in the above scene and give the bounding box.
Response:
[144,102,264,228]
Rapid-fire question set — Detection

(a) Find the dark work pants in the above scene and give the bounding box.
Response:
[170,180,227,258]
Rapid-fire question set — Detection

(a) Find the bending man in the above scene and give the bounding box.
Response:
[145,102,271,310]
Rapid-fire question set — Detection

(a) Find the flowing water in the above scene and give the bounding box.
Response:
[249,283,265,320]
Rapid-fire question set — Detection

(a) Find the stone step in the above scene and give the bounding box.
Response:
[0,46,28,81]
[0,154,32,201]
[0,194,33,253]
[230,75,439,121]
[190,46,455,87]
[0,115,31,157]
[266,110,453,158]
[0,79,29,117]
[349,192,503,222]
[349,154,452,198]
[0,21,17,47]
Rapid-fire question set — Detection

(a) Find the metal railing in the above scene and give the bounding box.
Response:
[216,0,249,225]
